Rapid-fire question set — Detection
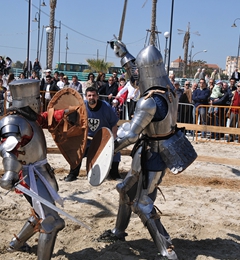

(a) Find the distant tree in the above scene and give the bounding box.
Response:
[220,73,228,80]
[188,59,207,78]
[86,59,114,73]
[13,60,23,69]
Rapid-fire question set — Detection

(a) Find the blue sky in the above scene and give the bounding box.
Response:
[1,0,240,70]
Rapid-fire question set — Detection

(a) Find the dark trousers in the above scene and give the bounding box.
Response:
[127,100,137,119]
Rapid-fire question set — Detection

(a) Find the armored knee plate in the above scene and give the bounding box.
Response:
[9,214,41,251]
[37,216,65,260]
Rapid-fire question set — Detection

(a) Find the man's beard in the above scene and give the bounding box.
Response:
[88,99,96,105]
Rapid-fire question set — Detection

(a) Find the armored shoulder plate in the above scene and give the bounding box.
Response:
[0,114,46,164]
[0,115,33,138]
[143,90,178,137]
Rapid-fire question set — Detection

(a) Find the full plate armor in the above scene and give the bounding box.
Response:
[99,43,197,260]
[0,79,65,260]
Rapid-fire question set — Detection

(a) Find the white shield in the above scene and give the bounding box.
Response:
[86,127,114,186]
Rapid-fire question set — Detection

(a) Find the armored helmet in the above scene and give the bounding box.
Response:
[9,79,41,114]
[135,45,174,94]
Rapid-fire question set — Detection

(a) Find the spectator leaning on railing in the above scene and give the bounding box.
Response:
[192,78,210,138]
[99,76,118,104]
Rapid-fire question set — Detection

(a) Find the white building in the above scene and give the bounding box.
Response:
[225,56,239,78]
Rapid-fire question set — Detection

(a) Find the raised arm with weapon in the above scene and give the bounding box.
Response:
[98,1,197,259]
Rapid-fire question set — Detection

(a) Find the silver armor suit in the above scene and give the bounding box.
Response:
[0,80,65,260]
[109,43,196,260]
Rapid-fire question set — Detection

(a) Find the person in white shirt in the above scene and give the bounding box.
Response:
[116,81,140,119]
[57,73,65,89]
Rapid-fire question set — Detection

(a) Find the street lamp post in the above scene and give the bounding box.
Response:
[189,42,194,77]
[191,50,207,77]
[105,41,110,62]
[26,0,32,78]
[43,24,61,70]
[167,0,174,75]
[231,18,240,68]
[163,31,170,67]
[65,34,69,71]
[32,0,46,61]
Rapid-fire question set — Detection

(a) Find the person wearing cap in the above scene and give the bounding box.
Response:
[179,81,193,123]
[173,81,183,100]
[62,75,70,87]
[209,80,223,101]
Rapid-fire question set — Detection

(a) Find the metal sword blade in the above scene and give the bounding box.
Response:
[15,184,91,230]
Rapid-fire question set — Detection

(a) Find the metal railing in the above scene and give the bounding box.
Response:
[2,91,240,144]
[194,104,240,143]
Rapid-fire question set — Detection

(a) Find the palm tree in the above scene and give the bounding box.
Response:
[86,59,114,73]
[47,0,57,70]
[182,28,190,77]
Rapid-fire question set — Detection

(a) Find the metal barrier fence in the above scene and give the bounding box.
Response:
[2,91,240,145]
[194,104,240,143]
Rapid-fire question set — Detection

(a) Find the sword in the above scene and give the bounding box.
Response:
[15,184,91,231]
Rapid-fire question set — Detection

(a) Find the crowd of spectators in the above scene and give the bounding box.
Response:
[1,57,239,142]
[171,70,240,142]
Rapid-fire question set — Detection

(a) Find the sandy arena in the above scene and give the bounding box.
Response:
[0,130,239,260]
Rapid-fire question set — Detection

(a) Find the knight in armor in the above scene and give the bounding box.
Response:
[98,41,197,260]
[0,79,66,260]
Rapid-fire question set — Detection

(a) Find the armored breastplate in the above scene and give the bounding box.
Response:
[17,118,47,164]
[143,91,178,137]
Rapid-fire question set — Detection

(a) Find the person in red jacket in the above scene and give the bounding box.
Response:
[116,77,128,119]
[228,83,240,142]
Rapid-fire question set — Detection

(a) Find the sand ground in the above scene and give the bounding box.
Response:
[0,130,239,260]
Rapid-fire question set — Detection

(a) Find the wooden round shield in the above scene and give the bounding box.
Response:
[47,88,88,169]
[87,127,114,186]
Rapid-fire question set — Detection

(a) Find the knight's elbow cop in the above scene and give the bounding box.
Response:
[114,132,138,153]
[0,157,22,190]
